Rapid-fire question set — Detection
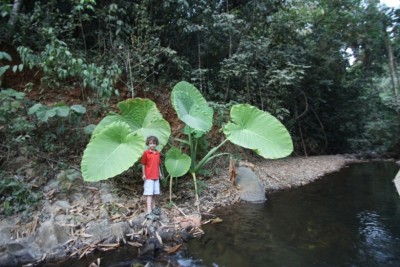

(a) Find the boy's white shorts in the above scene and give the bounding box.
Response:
[143,179,160,195]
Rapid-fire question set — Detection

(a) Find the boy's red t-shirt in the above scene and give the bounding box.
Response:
[141,149,160,180]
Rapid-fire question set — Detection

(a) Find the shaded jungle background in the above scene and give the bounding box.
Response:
[0,0,399,215]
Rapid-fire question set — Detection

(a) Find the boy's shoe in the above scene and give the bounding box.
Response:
[146,213,159,221]
[152,206,161,216]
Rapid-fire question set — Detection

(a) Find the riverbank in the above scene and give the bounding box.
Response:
[180,154,359,216]
[0,154,360,266]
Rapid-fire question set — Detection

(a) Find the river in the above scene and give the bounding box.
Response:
[183,161,400,267]
[45,161,400,267]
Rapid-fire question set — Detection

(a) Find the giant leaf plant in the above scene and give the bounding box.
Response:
[166,81,293,206]
[223,104,293,159]
[81,98,171,181]
[164,147,191,202]
[171,81,213,133]
[80,82,293,207]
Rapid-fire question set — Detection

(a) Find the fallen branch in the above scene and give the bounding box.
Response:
[173,203,187,217]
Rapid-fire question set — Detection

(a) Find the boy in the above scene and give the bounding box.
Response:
[141,136,163,216]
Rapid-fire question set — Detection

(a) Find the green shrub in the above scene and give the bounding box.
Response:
[17,34,122,98]
[348,115,400,153]
[0,89,25,123]
[28,102,86,123]
[0,89,34,139]
[27,102,88,153]
[0,175,40,216]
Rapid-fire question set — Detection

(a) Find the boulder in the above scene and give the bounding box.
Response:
[0,242,41,267]
[35,221,71,250]
[235,167,266,202]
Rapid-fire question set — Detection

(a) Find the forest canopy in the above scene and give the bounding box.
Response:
[1,0,399,156]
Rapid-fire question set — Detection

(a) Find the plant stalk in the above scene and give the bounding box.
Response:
[169,175,173,202]
[194,139,229,173]
[191,172,200,210]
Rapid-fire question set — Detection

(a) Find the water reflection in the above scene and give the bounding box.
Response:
[356,210,398,265]
[185,162,400,267]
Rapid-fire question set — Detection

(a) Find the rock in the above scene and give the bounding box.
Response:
[0,242,41,267]
[44,179,60,192]
[100,193,113,203]
[129,215,148,231]
[70,192,84,203]
[85,220,111,243]
[99,206,110,219]
[54,214,73,225]
[108,222,130,243]
[52,200,71,210]
[394,169,400,196]
[238,161,255,170]
[0,233,10,246]
[140,226,163,259]
[235,167,266,202]
[0,221,14,246]
[140,241,156,258]
[35,221,71,253]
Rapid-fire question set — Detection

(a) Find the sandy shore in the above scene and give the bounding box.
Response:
[174,154,359,216]
[257,154,358,192]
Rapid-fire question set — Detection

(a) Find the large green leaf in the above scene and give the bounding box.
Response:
[92,98,170,150]
[223,104,293,159]
[52,105,70,117]
[28,103,70,122]
[70,104,86,114]
[165,147,191,177]
[28,103,69,122]
[81,122,145,181]
[0,66,9,77]
[171,81,213,132]
[0,89,25,100]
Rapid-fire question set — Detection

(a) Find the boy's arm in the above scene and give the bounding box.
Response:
[159,166,163,180]
[142,165,146,180]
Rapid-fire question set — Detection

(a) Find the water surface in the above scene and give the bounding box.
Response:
[184,162,400,267]
[44,162,400,267]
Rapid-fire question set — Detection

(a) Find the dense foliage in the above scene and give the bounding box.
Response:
[1,0,399,157]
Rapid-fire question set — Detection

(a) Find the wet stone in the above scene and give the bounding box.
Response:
[235,167,266,202]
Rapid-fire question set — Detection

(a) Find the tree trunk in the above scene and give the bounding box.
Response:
[224,0,231,102]
[383,23,399,98]
[295,103,308,157]
[8,0,23,29]
[6,0,23,40]
[197,35,202,91]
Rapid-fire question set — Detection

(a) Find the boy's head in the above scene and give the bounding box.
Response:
[146,136,159,146]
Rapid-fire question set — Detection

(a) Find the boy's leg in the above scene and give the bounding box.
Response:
[152,195,157,210]
[144,180,154,213]
[146,195,153,214]
[144,180,160,214]
[151,179,160,210]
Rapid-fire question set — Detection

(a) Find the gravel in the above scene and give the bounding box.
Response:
[180,154,359,215]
